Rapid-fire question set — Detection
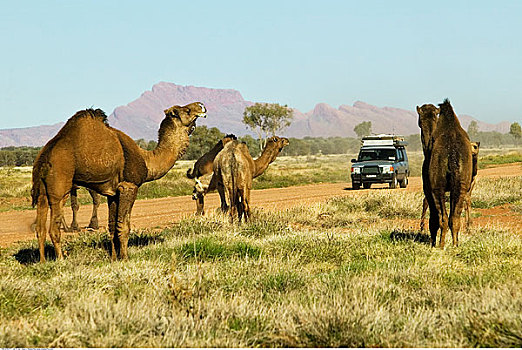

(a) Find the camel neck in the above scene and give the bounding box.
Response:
[253,146,278,178]
[144,121,189,182]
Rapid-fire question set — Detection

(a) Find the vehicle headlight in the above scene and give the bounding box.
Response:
[351,167,361,174]
[381,165,394,173]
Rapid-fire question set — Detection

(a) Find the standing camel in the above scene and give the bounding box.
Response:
[211,136,289,222]
[31,103,206,262]
[186,134,237,215]
[425,99,473,248]
[420,141,480,232]
[417,103,439,233]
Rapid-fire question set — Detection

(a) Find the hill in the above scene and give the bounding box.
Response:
[0,82,511,146]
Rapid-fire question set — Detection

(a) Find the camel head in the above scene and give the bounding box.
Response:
[416,104,439,153]
[471,141,480,156]
[266,136,290,152]
[164,102,207,135]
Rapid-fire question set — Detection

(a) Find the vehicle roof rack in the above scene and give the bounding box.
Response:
[361,134,408,147]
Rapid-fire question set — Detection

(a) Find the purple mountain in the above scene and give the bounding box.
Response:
[0,82,511,147]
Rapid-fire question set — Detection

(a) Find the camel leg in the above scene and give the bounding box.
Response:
[237,195,244,223]
[217,182,229,213]
[420,197,428,232]
[428,206,439,248]
[449,193,466,247]
[116,182,138,260]
[35,192,49,263]
[48,198,65,260]
[195,192,205,215]
[88,189,100,229]
[108,195,119,261]
[227,187,237,224]
[242,187,251,223]
[69,186,79,231]
[432,191,448,248]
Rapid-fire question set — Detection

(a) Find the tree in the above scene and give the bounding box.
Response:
[243,103,294,150]
[353,121,372,138]
[467,120,479,140]
[182,126,225,160]
[509,122,521,145]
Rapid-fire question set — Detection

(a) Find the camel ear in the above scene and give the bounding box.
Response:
[164,106,179,118]
[416,106,421,114]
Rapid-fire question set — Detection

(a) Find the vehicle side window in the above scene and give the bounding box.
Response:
[397,149,403,161]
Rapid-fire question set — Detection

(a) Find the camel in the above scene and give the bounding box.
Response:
[420,141,480,232]
[31,102,206,262]
[417,103,439,233]
[211,136,289,222]
[186,134,237,215]
[423,99,473,248]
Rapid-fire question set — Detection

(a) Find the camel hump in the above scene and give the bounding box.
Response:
[70,108,109,125]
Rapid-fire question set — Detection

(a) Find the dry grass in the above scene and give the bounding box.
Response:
[1,176,521,347]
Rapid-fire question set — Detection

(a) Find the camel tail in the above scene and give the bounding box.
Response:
[31,174,44,207]
[31,183,39,207]
[31,158,49,207]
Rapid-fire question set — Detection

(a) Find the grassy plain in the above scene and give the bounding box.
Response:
[2,148,521,212]
[0,172,521,347]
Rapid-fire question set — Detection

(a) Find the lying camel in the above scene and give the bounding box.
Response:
[32,103,206,262]
[200,136,289,221]
[185,134,237,215]
[420,141,480,232]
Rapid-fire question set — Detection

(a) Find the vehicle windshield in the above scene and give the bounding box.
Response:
[358,148,396,161]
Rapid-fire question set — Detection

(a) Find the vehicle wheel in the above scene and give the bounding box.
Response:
[363,182,371,189]
[389,174,398,189]
[352,183,360,190]
[400,175,408,188]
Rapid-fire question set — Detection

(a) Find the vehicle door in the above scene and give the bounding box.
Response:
[395,148,406,180]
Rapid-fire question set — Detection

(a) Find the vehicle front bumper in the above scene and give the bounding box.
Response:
[351,173,395,184]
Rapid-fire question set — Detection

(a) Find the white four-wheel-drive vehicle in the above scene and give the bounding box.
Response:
[350,134,409,190]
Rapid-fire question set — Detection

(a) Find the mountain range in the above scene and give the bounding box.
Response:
[0,81,511,147]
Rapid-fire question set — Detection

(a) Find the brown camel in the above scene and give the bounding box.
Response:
[420,141,480,232]
[424,99,473,248]
[186,134,237,215]
[31,103,206,262]
[417,103,439,233]
[211,136,289,222]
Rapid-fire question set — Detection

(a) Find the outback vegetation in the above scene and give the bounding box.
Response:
[0,174,521,347]
[1,150,521,213]
[1,126,521,167]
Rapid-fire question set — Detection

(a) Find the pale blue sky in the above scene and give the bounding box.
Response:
[1,0,521,128]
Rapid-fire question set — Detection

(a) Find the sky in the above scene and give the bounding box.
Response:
[1,0,521,129]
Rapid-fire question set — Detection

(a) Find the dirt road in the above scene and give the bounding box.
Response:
[1,163,520,247]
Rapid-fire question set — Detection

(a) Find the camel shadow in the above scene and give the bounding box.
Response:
[14,245,57,265]
[389,230,431,245]
[86,231,166,257]
[14,231,166,265]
